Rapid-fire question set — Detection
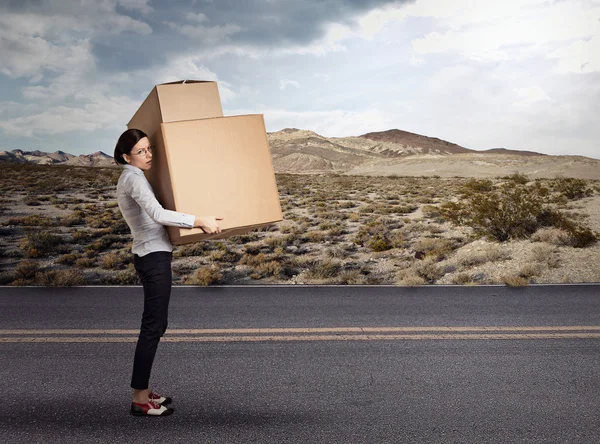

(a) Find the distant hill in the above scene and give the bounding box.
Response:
[2,128,598,179]
[0,149,115,167]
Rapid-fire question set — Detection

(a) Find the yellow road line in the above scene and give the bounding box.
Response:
[1,333,600,343]
[1,326,600,335]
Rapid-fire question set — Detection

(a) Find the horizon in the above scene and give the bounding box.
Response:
[0,1,598,159]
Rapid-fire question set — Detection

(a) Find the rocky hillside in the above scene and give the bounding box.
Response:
[0,149,115,167]
[3,128,597,179]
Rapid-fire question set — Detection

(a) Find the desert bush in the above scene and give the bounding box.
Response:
[439,182,596,245]
[239,252,268,267]
[75,257,96,268]
[305,258,342,279]
[34,269,85,286]
[187,265,222,286]
[250,261,283,279]
[335,270,368,284]
[451,272,478,285]
[101,251,131,269]
[102,269,139,285]
[456,244,510,267]
[412,237,456,261]
[502,274,529,287]
[9,215,56,227]
[174,243,206,257]
[303,231,326,243]
[57,253,79,265]
[519,263,545,279]
[15,259,40,280]
[19,231,64,258]
[209,247,241,263]
[368,234,392,252]
[552,178,593,200]
[414,258,446,283]
[395,268,426,286]
[531,228,571,246]
[464,179,494,193]
[502,172,529,185]
[347,213,361,222]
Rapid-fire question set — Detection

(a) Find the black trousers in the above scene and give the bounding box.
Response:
[130,251,172,390]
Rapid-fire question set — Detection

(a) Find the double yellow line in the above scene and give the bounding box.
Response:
[1,326,599,343]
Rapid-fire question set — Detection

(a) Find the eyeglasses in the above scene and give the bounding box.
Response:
[132,146,153,156]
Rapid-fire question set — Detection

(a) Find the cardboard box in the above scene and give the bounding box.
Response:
[127,80,282,244]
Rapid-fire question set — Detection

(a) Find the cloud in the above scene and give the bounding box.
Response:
[513,86,552,107]
[405,0,600,69]
[279,80,300,90]
[185,12,209,23]
[118,0,154,15]
[548,36,600,74]
[165,21,243,44]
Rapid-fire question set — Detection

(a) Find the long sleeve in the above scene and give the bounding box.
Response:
[126,174,195,228]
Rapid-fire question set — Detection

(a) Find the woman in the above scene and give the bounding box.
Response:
[114,128,223,417]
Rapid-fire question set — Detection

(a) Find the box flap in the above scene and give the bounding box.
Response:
[156,81,223,123]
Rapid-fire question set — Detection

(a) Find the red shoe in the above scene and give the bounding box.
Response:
[148,390,172,406]
[130,399,174,416]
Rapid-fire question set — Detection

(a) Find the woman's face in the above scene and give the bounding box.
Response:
[124,137,153,171]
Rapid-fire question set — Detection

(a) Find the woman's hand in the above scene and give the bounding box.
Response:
[193,216,224,234]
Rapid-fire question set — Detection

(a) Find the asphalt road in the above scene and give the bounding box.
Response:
[0,285,599,444]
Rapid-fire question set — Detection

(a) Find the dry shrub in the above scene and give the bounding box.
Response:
[502,274,529,287]
[335,270,368,284]
[451,273,478,285]
[101,251,130,269]
[250,261,283,279]
[395,269,426,286]
[174,243,206,257]
[421,205,443,221]
[75,257,96,268]
[519,262,545,278]
[414,258,446,283]
[530,244,560,268]
[19,231,64,258]
[305,258,342,279]
[457,244,510,267]
[243,243,262,255]
[188,265,222,286]
[15,259,40,280]
[368,234,392,252]
[57,253,79,265]
[412,237,456,261]
[34,269,85,286]
[304,231,326,243]
[9,215,56,227]
[209,248,241,263]
[552,178,593,200]
[325,246,352,259]
[347,213,361,222]
[102,269,139,285]
[531,228,571,246]
[240,252,268,267]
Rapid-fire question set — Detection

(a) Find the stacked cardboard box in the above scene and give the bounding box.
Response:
[127,80,282,244]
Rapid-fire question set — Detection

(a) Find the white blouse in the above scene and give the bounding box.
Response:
[116,164,195,257]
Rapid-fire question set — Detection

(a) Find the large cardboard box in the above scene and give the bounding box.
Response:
[127,80,282,244]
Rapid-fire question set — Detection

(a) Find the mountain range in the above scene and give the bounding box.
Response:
[2,128,598,179]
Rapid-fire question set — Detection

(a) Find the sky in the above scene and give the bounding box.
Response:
[0,0,599,159]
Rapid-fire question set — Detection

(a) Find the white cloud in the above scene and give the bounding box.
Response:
[406,0,600,68]
[185,12,209,23]
[548,36,600,73]
[279,80,300,90]
[118,0,154,15]
[165,21,242,44]
[152,55,236,102]
[513,86,552,107]
[228,107,396,138]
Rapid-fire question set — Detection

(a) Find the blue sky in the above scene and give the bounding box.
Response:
[0,0,599,158]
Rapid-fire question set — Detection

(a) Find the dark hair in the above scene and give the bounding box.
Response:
[114,128,148,165]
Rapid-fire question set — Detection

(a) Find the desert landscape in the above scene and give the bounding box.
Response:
[1,128,599,286]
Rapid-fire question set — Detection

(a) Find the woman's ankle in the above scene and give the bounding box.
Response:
[132,388,150,404]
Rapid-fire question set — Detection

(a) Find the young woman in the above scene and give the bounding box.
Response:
[114,128,223,417]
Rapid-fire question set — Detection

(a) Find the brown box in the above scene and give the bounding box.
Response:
[127,80,282,244]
